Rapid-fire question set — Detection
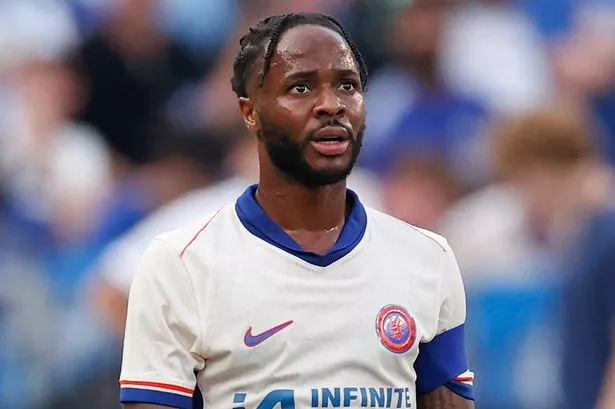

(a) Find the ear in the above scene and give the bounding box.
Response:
[238,97,259,135]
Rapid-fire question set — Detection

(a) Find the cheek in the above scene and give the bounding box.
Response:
[347,94,366,125]
[261,99,311,134]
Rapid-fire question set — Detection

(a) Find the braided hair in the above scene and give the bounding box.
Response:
[231,13,368,98]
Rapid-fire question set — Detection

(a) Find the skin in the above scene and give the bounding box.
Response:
[125,23,473,409]
[417,387,475,409]
[239,24,366,254]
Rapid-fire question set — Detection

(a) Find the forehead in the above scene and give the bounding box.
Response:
[268,24,358,78]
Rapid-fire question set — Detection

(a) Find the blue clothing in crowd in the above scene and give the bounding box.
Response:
[561,209,615,409]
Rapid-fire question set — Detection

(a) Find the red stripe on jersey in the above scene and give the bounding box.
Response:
[119,380,194,394]
[406,225,448,252]
[180,207,224,257]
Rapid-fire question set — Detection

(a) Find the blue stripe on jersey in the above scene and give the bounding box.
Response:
[235,184,367,267]
[120,387,193,409]
[445,379,474,401]
[414,324,470,394]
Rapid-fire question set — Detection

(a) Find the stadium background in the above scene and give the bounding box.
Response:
[1,0,614,408]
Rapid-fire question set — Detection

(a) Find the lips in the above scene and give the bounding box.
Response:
[311,126,351,156]
[314,125,349,142]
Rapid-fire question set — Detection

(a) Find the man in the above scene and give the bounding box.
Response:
[119,13,474,409]
[491,105,615,409]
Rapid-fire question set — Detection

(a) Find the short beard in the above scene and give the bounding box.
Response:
[258,117,365,188]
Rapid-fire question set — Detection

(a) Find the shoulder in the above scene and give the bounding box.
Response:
[138,179,247,236]
[130,206,232,290]
[96,181,247,288]
[155,205,233,257]
[365,206,450,254]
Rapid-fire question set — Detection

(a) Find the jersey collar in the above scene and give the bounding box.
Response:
[235,184,367,267]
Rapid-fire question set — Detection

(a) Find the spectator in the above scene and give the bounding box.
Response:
[492,104,615,409]
[0,58,111,246]
[361,0,491,187]
[70,0,205,167]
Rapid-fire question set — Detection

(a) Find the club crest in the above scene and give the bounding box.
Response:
[375,304,416,354]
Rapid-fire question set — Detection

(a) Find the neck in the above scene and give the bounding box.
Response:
[256,176,348,232]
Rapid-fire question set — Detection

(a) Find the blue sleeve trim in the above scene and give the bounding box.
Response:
[120,387,193,409]
[414,324,469,393]
[445,380,474,401]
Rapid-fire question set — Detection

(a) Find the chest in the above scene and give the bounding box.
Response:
[186,233,444,408]
[192,243,441,376]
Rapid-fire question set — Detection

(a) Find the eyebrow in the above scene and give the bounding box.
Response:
[284,68,360,82]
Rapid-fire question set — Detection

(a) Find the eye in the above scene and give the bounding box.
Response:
[338,80,357,92]
[289,84,310,94]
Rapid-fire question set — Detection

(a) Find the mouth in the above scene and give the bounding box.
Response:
[311,126,351,156]
[313,126,349,142]
[310,140,350,156]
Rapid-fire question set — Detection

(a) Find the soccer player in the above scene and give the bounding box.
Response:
[119,13,474,409]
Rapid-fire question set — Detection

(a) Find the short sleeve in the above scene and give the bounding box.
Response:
[119,238,204,409]
[414,240,474,400]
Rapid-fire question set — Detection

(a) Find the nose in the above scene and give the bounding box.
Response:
[314,86,345,118]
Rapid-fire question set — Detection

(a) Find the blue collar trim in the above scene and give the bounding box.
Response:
[235,184,367,267]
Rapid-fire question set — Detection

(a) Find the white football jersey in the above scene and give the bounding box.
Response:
[120,185,474,409]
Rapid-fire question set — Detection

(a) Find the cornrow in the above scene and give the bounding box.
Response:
[231,13,368,98]
[260,14,292,87]
[322,15,368,89]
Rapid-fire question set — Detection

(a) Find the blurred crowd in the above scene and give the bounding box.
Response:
[1,0,615,408]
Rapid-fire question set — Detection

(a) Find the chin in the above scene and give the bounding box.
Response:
[303,166,354,187]
[310,162,353,177]
[270,145,359,187]
[309,152,354,169]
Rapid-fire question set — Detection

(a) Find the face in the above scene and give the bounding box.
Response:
[240,24,366,187]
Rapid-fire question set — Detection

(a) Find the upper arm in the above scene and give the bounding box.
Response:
[415,240,475,401]
[417,386,475,409]
[120,238,204,409]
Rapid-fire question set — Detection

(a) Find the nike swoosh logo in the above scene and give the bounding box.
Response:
[244,320,294,347]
